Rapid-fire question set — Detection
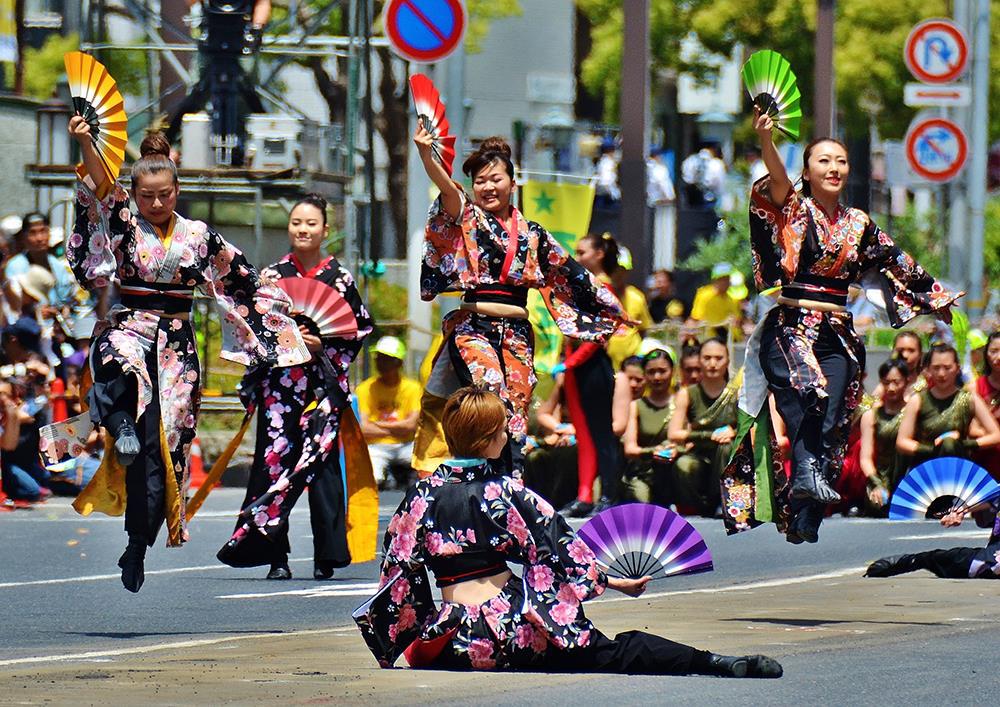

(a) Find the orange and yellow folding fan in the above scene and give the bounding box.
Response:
[64,51,128,184]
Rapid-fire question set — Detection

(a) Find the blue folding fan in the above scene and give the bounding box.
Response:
[889,457,1000,520]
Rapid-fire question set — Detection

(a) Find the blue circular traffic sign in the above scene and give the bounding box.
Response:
[384,0,467,63]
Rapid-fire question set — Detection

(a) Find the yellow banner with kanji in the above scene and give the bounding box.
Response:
[520,180,595,251]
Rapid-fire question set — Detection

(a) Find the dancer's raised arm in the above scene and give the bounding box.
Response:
[753,106,792,206]
[414,122,462,220]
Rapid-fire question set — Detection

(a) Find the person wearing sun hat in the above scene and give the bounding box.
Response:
[356,335,423,489]
[688,262,742,337]
[3,212,80,315]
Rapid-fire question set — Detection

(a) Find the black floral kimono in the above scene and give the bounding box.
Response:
[218,252,377,568]
[723,177,958,535]
[39,179,308,548]
[373,459,609,669]
[412,195,625,476]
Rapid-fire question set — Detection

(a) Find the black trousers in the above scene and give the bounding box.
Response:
[433,628,698,675]
[761,320,852,521]
[568,348,621,502]
[896,546,997,579]
[95,363,165,547]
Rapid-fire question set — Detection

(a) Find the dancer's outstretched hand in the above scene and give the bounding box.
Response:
[608,575,652,597]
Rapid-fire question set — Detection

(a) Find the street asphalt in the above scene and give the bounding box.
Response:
[0,487,997,704]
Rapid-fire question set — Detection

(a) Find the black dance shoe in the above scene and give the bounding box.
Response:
[706,653,783,678]
[864,554,920,578]
[790,459,840,504]
[112,417,140,468]
[314,561,335,580]
[118,537,147,593]
[592,496,614,515]
[559,499,594,518]
[266,563,292,580]
[787,506,821,544]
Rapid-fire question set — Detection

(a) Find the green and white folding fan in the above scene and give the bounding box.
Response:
[742,50,802,141]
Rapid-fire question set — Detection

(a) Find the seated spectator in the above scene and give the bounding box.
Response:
[667,339,736,517]
[875,330,925,401]
[524,373,579,510]
[622,348,676,505]
[973,330,1000,481]
[611,354,647,437]
[4,212,79,319]
[678,338,702,387]
[356,336,422,489]
[687,264,742,340]
[648,269,686,323]
[858,360,909,516]
[896,344,1000,469]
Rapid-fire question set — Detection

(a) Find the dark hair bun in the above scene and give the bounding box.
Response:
[478,136,511,159]
[140,132,171,159]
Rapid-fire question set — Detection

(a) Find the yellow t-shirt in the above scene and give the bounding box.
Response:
[690,285,740,326]
[356,375,423,445]
[606,284,652,371]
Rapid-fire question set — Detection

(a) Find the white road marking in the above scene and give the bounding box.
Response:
[597,565,870,604]
[217,582,380,600]
[0,556,317,589]
[0,626,357,668]
[891,530,990,541]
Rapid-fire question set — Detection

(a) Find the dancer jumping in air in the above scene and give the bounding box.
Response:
[41,119,307,591]
[410,128,626,477]
[722,107,959,544]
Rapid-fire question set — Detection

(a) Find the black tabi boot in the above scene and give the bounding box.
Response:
[790,458,841,504]
[702,653,784,678]
[266,555,292,580]
[864,554,924,578]
[559,499,594,518]
[118,535,147,593]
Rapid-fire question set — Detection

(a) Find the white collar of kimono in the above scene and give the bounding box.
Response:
[136,212,189,283]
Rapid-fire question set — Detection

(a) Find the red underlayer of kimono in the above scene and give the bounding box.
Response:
[40,177,308,547]
[723,176,959,536]
[217,253,378,567]
[412,193,625,476]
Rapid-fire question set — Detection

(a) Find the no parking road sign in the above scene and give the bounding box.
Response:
[904,117,968,183]
[904,19,969,85]
[384,0,467,63]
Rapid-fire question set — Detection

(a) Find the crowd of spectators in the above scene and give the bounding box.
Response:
[0,212,101,510]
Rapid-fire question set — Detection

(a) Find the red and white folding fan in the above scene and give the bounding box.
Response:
[276,279,358,338]
[409,72,457,176]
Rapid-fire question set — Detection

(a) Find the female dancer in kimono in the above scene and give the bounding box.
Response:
[410,129,625,478]
[217,195,374,580]
[723,107,960,544]
[40,120,308,592]
[369,387,783,677]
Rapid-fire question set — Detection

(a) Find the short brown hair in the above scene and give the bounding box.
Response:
[442,387,507,458]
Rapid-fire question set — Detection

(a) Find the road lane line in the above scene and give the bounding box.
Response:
[0,626,357,668]
[0,556,323,589]
[891,530,989,541]
[217,582,379,599]
[597,565,870,604]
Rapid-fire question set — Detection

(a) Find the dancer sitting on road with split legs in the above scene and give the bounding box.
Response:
[722,107,959,545]
[371,386,783,677]
[41,120,308,592]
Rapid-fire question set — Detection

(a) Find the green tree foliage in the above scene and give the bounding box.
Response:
[578,0,1000,141]
[13,33,78,100]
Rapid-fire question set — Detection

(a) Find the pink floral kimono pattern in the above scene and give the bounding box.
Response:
[376,459,608,670]
[40,180,307,547]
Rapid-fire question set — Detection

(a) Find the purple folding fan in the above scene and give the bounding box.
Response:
[576,503,714,580]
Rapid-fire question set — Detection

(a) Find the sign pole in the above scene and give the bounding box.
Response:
[948,0,970,292]
[619,0,650,286]
[967,0,990,318]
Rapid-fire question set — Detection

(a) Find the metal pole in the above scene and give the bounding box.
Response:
[947,0,970,292]
[967,0,990,319]
[343,0,360,276]
[363,0,379,269]
[619,0,650,286]
[814,0,836,137]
